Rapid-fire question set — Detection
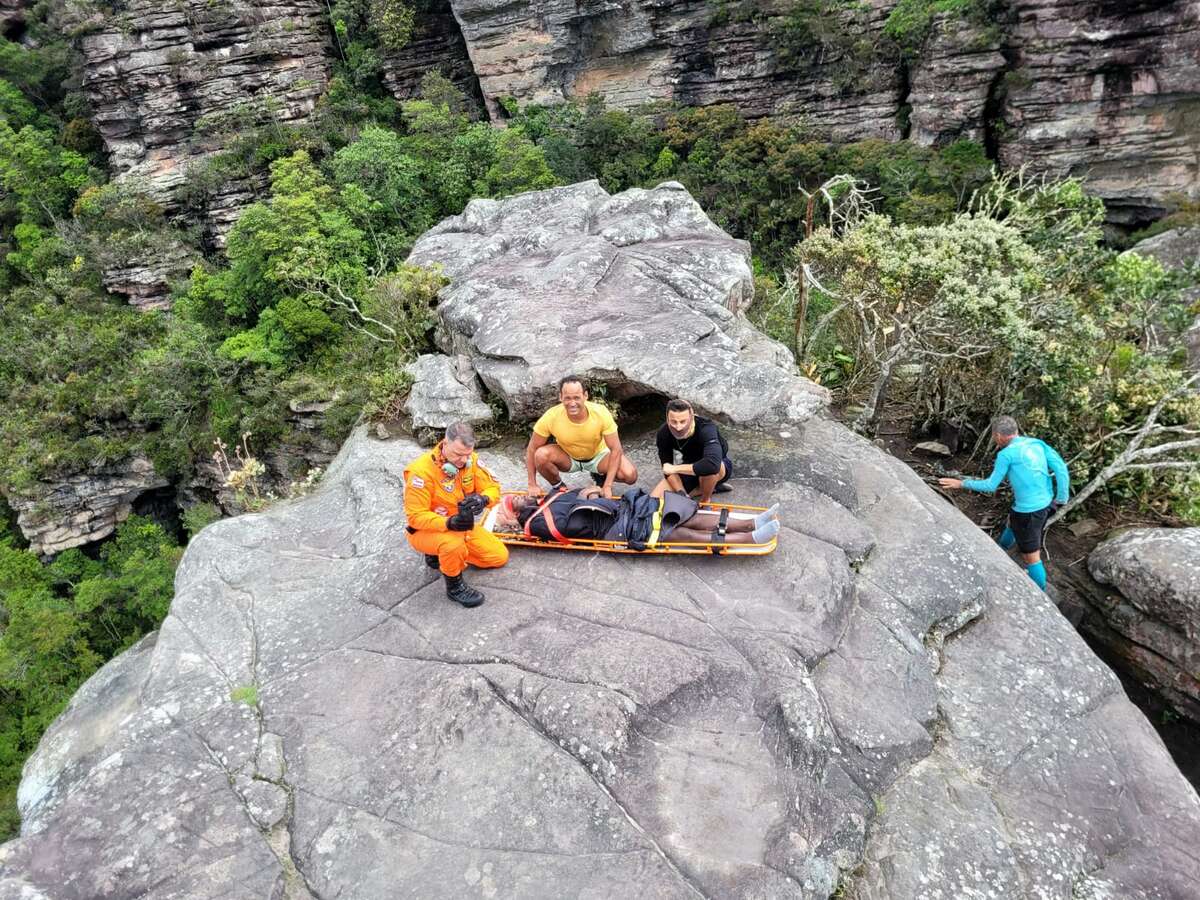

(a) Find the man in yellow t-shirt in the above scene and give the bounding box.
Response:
[525,375,638,499]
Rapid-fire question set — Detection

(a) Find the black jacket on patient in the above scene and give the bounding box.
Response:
[519,488,699,546]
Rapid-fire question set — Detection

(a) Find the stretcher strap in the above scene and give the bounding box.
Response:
[710,508,730,555]
[647,497,665,548]
[524,488,570,544]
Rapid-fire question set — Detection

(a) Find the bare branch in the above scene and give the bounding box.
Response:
[801,263,841,299]
[1131,436,1200,460]
[1124,461,1200,471]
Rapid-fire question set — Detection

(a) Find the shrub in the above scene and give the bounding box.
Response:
[794,174,1199,517]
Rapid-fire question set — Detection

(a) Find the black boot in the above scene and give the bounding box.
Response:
[444,573,485,608]
[424,554,440,570]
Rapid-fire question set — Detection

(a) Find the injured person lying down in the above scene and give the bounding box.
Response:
[495,486,780,546]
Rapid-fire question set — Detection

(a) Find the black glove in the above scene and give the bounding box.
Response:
[459,493,488,516]
[446,509,474,531]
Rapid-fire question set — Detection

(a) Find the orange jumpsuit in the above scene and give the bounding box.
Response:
[403,444,508,577]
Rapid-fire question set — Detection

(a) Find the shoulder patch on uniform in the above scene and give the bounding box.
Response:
[409,476,425,488]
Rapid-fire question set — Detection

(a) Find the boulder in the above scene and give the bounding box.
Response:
[913,440,952,456]
[1,419,1197,898]
[408,181,829,425]
[1133,226,1200,274]
[1088,527,1200,720]
[403,353,495,438]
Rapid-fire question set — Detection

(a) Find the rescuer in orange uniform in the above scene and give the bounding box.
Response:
[404,421,508,607]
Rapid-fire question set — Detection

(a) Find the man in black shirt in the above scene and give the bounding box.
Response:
[654,399,734,503]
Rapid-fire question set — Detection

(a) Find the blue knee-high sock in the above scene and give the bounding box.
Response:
[998,527,1016,550]
[1026,561,1047,590]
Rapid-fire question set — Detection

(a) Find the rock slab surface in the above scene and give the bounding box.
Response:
[1,420,1198,898]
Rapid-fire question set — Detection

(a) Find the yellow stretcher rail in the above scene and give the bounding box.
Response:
[486,492,778,556]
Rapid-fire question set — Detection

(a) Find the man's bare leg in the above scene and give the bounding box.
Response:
[682,510,753,532]
[651,474,686,497]
[691,462,726,504]
[597,452,638,485]
[668,503,779,544]
[651,477,686,498]
[670,525,758,544]
[532,444,573,486]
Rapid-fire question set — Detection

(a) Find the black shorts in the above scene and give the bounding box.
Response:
[680,458,733,494]
[1009,505,1052,553]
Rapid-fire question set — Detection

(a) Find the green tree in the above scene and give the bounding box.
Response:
[0,121,94,224]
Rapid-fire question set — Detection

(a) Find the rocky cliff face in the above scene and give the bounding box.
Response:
[995,0,1200,225]
[63,0,1197,259]
[60,0,332,246]
[444,0,1200,223]
[449,0,904,138]
[2,421,1198,898]
[380,0,484,111]
[0,0,27,37]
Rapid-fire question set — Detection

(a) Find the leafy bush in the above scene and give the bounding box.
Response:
[794,174,1199,517]
[0,281,168,491]
[884,0,987,56]
[182,503,223,538]
[510,98,993,269]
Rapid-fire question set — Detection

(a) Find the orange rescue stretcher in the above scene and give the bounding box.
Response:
[485,491,778,556]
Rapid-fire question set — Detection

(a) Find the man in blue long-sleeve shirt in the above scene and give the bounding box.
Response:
[939,415,1069,591]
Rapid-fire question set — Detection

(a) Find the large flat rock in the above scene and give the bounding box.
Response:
[2,419,1197,898]
[408,181,829,425]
